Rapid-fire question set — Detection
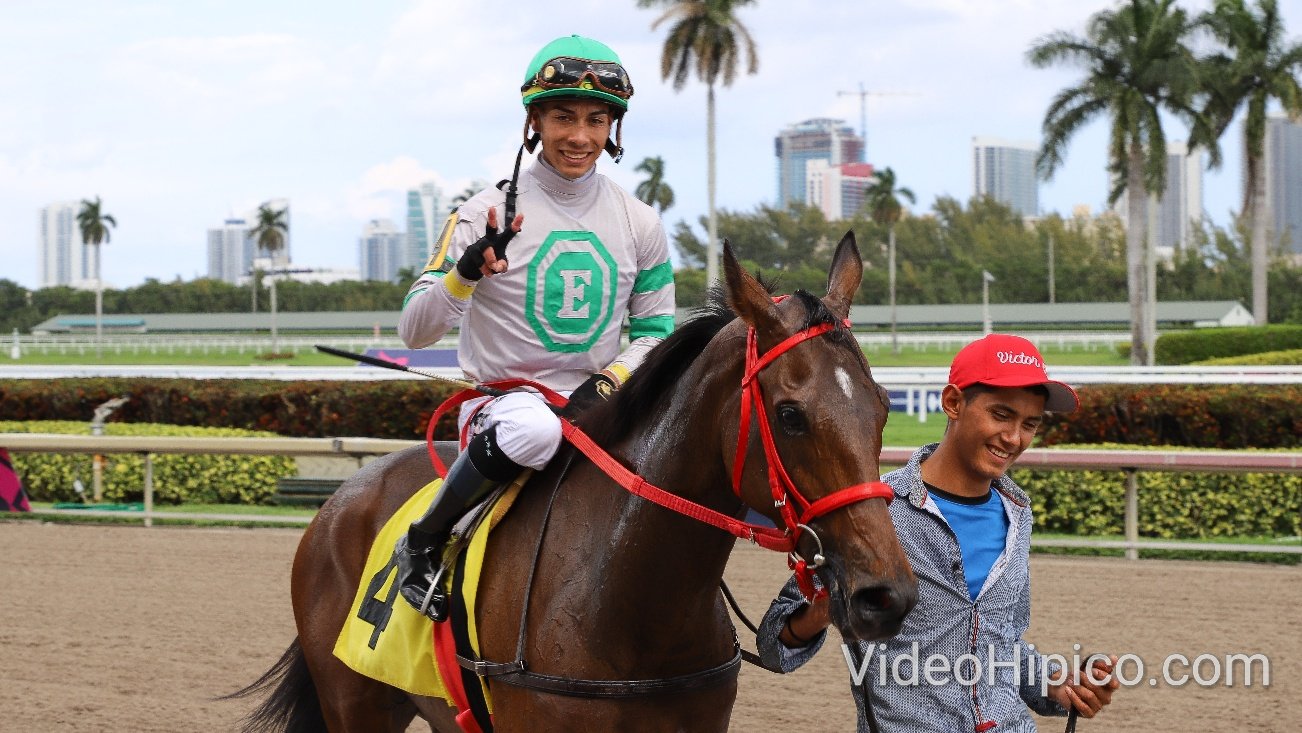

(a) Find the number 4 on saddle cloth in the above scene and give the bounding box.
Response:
[333,473,528,719]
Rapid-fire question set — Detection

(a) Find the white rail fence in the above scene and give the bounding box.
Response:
[13,330,1133,358]
[2,433,1299,560]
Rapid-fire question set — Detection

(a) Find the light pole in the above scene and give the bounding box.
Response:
[266,270,280,354]
[94,244,103,359]
[888,226,898,354]
[1047,234,1056,304]
[1145,192,1158,366]
[982,270,995,335]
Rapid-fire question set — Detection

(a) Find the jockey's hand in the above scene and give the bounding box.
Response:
[563,372,617,418]
[457,207,523,281]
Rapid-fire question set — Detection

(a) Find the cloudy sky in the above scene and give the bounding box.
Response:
[4,0,1294,291]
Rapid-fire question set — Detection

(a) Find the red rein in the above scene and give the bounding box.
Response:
[425,319,893,601]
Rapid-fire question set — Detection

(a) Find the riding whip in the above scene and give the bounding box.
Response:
[315,345,500,394]
[314,345,563,414]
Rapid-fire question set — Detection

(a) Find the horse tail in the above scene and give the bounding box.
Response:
[221,637,326,733]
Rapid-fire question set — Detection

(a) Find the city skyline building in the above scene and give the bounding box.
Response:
[38,201,98,288]
[405,182,447,271]
[1261,114,1302,255]
[1114,140,1204,253]
[972,136,1040,218]
[205,198,292,284]
[775,118,864,208]
[206,217,253,284]
[806,160,875,220]
[358,218,406,282]
[1155,141,1203,252]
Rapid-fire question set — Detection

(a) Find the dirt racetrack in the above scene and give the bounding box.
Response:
[2,520,1297,732]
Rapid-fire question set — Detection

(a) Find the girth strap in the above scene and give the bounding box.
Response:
[456,648,743,699]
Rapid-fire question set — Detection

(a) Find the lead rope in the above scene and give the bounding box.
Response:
[718,580,882,733]
[718,580,778,672]
[721,589,1084,733]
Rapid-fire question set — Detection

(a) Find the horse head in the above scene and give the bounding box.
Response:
[721,231,917,641]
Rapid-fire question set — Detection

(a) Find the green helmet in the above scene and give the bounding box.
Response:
[520,35,633,111]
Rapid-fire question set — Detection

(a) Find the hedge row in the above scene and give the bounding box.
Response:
[0,378,463,440]
[1014,444,1301,539]
[1155,325,1302,365]
[3,421,296,504]
[1193,348,1302,366]
[3,379,1297,450]
[1038,384,1301,449]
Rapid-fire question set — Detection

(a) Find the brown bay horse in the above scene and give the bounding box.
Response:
[233,234,917,732]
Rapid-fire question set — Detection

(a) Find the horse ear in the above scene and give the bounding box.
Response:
[723,240,781,332]
[824,230,863,320]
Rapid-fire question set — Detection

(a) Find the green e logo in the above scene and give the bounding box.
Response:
[526,231,618,352]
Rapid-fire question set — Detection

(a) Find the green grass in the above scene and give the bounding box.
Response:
[862,342,1128,367]
[16,501,317,528]
[881,416,946,449]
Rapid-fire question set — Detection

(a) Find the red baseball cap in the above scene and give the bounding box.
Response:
[948,334,1079,413]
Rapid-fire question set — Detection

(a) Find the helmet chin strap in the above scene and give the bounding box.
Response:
[501,137,534,225]
[604,139,624,163]
[605,115,624,162]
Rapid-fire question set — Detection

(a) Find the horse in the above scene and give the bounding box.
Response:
[232,233,918,732]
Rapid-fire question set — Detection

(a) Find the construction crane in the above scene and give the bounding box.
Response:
[836,83,919,162]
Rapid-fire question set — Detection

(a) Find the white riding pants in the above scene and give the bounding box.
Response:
[457,391,567,471]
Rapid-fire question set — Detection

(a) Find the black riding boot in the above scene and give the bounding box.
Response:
[396,426,522,621]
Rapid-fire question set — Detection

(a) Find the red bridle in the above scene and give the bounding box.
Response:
[424,315,894,601]
[730,315,895,599]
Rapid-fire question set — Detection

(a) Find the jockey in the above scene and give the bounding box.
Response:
[394,35,675,621]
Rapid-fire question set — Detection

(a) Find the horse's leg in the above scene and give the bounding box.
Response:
[472,458,740,732]
[290,447,443,732]
[410,696,462,732]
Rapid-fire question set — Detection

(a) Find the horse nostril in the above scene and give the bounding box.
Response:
[850,582,917,631]
[852,585,898,613]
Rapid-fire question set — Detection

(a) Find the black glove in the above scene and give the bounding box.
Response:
[456,220,517,281]
[564,372,617,418]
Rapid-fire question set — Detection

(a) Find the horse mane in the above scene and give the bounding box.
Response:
[578,286,736,446]
[578,279,847,447]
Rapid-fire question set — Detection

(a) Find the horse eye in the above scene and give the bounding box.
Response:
[776,404,807,435]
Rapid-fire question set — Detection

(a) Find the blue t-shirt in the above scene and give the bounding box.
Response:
[926,483,1009,601]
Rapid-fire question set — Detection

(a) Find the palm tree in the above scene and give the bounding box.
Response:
[863,167,915,355]
[248,203,289,353]
[451,183,485,206]
[76,197,116,357]
[1201,0,1302,325]
[1028,0,1214,365]
[634,156,676,213]
[641,0,758,285]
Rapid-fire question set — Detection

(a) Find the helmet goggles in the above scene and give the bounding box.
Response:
[521,56,634,100]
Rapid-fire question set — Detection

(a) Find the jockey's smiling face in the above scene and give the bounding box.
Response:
[530,99,612,180]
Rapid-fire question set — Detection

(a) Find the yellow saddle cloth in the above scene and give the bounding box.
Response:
[332,476,523,702]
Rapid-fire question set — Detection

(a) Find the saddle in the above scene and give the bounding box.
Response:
[332,473,527,706]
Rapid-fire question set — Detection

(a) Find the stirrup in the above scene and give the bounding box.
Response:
[414,563,450,622]
[417,531,473,622]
